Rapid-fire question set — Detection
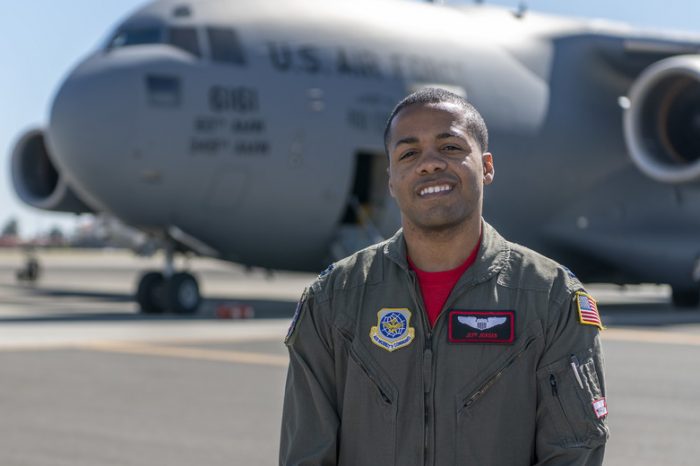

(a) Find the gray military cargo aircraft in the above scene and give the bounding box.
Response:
[10,0,700,312]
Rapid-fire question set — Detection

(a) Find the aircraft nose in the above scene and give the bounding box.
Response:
[47,52,141,210]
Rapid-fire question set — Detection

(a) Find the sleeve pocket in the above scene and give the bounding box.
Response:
[537,353,609,448]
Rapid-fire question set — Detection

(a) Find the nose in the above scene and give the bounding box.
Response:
[416,149,447,174]
[47,52,142,212]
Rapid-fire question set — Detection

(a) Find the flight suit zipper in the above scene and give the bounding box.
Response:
[406,271,434,466]
[344,335,394,405]
[549,373,578,441]
[423,335,433,466]
[408,268,479,466]
[460,335,538,411]
[351,350,393,404]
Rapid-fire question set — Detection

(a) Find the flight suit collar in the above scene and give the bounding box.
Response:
[383,219,510,287]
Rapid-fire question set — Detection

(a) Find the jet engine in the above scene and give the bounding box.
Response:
[624,55,700,184]
[11,129,94,213]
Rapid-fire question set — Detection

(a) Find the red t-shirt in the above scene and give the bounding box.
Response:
[408,239,481,327]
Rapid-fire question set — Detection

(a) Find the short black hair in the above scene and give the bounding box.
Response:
[383,87,489,155]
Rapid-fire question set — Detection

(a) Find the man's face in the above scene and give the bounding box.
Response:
[386,102,494,233]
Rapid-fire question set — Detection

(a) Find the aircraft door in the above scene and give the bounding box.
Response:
[332,151,398,259]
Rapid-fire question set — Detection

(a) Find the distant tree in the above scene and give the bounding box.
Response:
[1,218,19,237]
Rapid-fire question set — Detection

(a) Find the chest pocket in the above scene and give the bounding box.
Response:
[454,321,543,466]
[338,333,398,466]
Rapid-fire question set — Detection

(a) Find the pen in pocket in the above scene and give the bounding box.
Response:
[570,355,584,389]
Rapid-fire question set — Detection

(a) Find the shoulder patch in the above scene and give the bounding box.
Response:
[318,263,335,278]
[285,288,308,345]
[575,291,605,330]
[561,265,577,280]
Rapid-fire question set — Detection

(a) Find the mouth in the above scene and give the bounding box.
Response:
[418,183,454,197]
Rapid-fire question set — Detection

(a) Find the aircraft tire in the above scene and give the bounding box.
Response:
[136,271,166,314]
[165,272,201,314]
[671,288,700,309]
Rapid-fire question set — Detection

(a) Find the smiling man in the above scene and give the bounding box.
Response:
[280,88,608,466]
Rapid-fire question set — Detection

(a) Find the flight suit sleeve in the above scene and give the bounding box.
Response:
[279,288,339,466]
[533,285,609,466]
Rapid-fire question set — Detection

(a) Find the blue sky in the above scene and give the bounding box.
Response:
[2,0,699,237]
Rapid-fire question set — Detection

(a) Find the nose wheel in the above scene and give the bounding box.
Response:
[136,271,165,313]
[135,242,201,314]
[671,287,700,309]
[166,272,201,313]
[136,270,201,314]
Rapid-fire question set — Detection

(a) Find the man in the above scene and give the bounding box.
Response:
[280,88,608,465]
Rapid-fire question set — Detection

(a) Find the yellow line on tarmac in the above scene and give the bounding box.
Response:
[603,328,700,347]
[81,341,289,367]
[0,335,284,352]
[4,329,699,363]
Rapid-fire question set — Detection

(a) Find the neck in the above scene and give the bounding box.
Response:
[403,217,482,272]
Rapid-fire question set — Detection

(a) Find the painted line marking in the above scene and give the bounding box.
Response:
[603,328,700,347]
[81,341,289,367]
[0,333,286,352]
[3,328,700,367]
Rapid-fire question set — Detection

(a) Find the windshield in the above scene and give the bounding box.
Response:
[106,26,164,49]
[105,22,203,59]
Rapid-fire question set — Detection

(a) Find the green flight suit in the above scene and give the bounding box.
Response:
[280,221,608,465]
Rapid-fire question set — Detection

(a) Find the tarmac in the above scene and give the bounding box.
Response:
[1,248,700,465]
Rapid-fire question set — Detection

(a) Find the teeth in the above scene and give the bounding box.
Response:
[420,184,452,196]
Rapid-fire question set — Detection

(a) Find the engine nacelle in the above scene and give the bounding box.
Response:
[11,129,94,213]
[624,55,700,184]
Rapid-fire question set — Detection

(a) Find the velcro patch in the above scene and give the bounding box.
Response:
[592,397,608,419]
[370,308,415,352]
[448,311,515,344]
[575,291,604,330]
[284,289,307,345]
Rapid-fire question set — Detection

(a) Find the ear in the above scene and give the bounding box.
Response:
[482,152,494,185]
[388,170,396,198]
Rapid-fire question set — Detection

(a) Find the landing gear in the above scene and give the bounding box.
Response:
[16,255,41,283]
[135,242,201,314]
[671,288,700,308]
[136,270,201,314]
[165,272,200,314]
[136,271,165,313]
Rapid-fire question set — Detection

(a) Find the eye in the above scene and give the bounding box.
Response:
[398,149,417,160]
[443,144,461,151]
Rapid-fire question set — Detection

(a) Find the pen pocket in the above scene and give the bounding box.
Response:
[537,353,609,448]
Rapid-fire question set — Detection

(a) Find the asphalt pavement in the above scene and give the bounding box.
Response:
[1,249,699,465]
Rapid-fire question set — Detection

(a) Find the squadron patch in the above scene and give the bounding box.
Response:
[284,289,307,344]
[370,308,415,352]
[448,310,515,344]
[575,291,604,330]
[318,263,335,278]
[561,265,577,280]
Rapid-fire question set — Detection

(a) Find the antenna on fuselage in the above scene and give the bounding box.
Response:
[514,1,528,18]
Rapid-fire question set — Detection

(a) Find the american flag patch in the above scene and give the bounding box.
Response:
[575,291,604,330]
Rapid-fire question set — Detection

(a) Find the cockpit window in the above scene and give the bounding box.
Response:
[107,27,164,49]
[105,21,246,65]
[168,27,201,57]
[105,23,201,58]
[206,27,246,65]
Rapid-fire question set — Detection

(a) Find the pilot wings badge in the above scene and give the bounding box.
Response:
[370,308,415,352]
[457,316,507,330]
[449,310,515,344]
